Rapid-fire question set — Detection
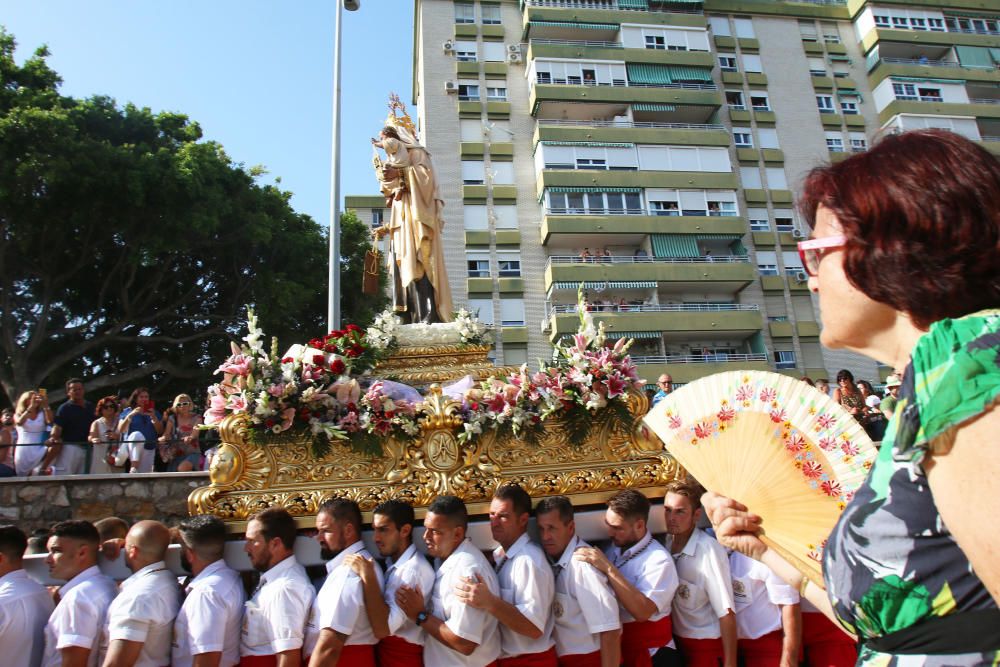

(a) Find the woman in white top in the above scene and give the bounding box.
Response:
[14,390,52,475]
[88,395,121,474]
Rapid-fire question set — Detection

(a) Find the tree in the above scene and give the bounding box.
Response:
[0,30,382,405]
[339,209,389,329]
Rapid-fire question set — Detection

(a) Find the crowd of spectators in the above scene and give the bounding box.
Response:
[801,368,899,441]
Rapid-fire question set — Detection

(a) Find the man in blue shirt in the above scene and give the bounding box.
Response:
[652,374,673,407]
[47,378,95,475]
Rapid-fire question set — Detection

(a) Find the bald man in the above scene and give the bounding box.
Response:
[100,520,181,667]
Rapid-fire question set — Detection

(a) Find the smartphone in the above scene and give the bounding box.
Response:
[146,400,155,413]
[38,388,47,397]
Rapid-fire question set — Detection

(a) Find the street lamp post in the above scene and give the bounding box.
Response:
[328,0,360,332]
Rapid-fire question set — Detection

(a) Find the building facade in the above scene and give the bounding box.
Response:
[347,0,1000,387]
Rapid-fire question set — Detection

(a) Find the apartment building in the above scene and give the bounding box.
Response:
[347,0,1000,386]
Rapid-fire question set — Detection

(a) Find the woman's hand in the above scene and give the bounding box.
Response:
[702,491,768,561]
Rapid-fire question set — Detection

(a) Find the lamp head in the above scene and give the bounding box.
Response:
[344,0,360,10]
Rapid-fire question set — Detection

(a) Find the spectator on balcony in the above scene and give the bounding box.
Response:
[14,390,52,476]
[832,369,864,422]
[814,379,830,396]
[634,248,649,260]
[652,374,673,407]
[88,395,121,475]
[48,379,94,476]
[0,409,14,478]
[118,387,164,471]
[880,374,901,419]
[159,394,203,472]
[578,248,592,263]
[601,247,612,262]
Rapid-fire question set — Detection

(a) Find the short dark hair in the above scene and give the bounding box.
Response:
[836,369,855,384]
[535,495,574,524]
[317,498,362,534]
[93,517,129,542]
[607,489,650,523]
[178,515,228,560]
[427,495,468,529]
[799,130,1000,329]
[0,525,27,561]
[250,507,297,551]
[374,499,415,530]
[65,378,84,390]
[663,480,705,511]
[493,483,532,517]
[51,520,100,546]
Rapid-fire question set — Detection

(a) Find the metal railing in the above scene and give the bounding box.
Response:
[971,98,1000,105]
[879,57,995,70]
[548,254,751,266]
[536,79,718,91]
[545,207,649,216]
[982,135,1000,142]
[530,38,623,48]
[630,353,769,364]
[549,303,760,314]
[523,0,704,13]
[537,119,726,131]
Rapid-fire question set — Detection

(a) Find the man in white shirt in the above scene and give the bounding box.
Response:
[728,551,801,667]
[172,515,245,667]
[43,520,118,667]
[662,481,736,667]
[535,495,621,667]
[0,524,54,667]
[460,484,556,666]
[241,507,315,667]
[396,495,501,667]
[575,489,679,667]
[304,499,382,667]
[100,520,181,667]
[349,499,434,667]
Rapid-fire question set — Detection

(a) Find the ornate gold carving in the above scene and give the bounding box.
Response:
[373,344,515,385]
[188,387,679,521]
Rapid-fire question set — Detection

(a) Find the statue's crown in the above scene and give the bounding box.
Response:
[385,92,417,139]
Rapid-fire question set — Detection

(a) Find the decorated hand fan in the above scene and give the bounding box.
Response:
[643,370,877,586]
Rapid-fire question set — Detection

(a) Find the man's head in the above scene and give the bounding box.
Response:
[177,515,228,575]
[94,517,130,543]
[663,480,704,538]
[605,489,650,549]
[424,495,468,560]
[46,520,100,581]
[0,525,27,576]
[123,520,171,573]
[657,374,672,393]
[489,483,531,550]
[815,379,830,394]
[373,499,414,560]
[885,374,901,396]
[65,378,85,404]
[535,495,576,560]
[315,498,362,560]
[245,507,297,573]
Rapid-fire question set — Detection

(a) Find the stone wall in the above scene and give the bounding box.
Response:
[0,472,209,533]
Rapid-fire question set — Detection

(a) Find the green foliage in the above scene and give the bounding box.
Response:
[339,210,389,328]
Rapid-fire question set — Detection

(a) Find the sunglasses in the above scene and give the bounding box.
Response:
[797,235,847,277]
[176,401,192,407]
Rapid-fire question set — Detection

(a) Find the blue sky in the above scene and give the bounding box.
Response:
[2,0,412,227]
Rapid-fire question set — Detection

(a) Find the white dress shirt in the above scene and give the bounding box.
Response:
[605,530,678,623]
[0,569,54,667]
[666,529,735,640]
[100,560,182,667]
[493,533,555,658]
[43,565,117,667]
[383,543,435,646]
[728,551,799,640]
[241,554,315,657]
[171,559,245,667]
[425,539,501,667]
[304,541,383,656]
[551,535,620,658]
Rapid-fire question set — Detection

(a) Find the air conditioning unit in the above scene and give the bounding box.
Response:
[508,52,523,64]
[795,271,809,283]
[443,40,454,52]
[792,228,805,239]
[445,80,458,94]
[507,43,522,55]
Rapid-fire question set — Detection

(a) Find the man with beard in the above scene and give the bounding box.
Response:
[349,499,435,666]
[396,495,501,667]
[460,484,556,666]
[535,496,621,667]
[662,481,736,667]
[100,520,181,667]
[575,490,679,667]
[171,515,244,667]
[42,520,117,667]
[305,499,383,667]
[0,524,53,667]
[241,507,314,667]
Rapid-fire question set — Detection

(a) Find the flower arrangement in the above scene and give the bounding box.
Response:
[454,307,492,346]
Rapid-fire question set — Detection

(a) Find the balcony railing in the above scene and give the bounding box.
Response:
[530,38,623,48]
[546,207,649,216]
[549,303,760,314]
[982,135,1000,142]
[523,0,704,13]
[970,98,1000,105]
[536,79,718,91]
[548,255,752,268]
[878,57,995,70]
[537,119,727,131]
[631,353,769,364]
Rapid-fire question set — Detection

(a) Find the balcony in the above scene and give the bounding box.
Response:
[869,57,1000,87]
[527,39,714,68]
[541,212,747,243]
[544,255,756,291]
[534,119,729,147]
[536,168,737,196]
[521,0,705,16]
[546,303,762,340]
[630,354,771,384]
[530,81,722,116]
[878,97,1000,125]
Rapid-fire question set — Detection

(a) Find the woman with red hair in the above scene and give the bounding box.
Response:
[704,130,1000,665]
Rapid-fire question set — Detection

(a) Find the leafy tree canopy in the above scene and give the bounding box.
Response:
[0,29,386,405]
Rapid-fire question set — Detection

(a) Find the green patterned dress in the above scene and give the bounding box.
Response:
[823,310,1000,666]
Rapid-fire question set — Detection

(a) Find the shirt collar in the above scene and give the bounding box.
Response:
[387,543,417,571]
[60,565,102,596]
[190,559,227,586]
[493,532,530,562]
[124,560,167,589]
[440,538,473,573]
[327,540,365,573]
[556,535,583,569]
[261,553,298,584]
[615,530,652,560]
[0,569,30,586]
[667,527,702,559]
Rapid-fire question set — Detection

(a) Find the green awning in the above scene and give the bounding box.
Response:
[828,55,852,63]
[730,239,748,256]
[550,281,657,290]
[956,45,994,68]
[617,0,648,8]
[668,65,713,83]
[605,331,661,340]
[627,63,673,85]
[651,234,699,258]
[528,20,618,31]
[891,76,964,85]
[633,103,677,112]
[991,48,1000,65]
[547,187,641,193]
[696,233,743,241]
[539,141,635,148]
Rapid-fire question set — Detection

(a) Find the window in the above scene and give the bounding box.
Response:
[536,71,551,84]
[497,255,521,277]
[468,299,494,325]
[840,99,859,115]
[740,167,763,189]
[825,132,844,152]
[719,55,738,72]
[892,16,909,29]
[816,95,835,113]
[467,253,490,277]
[650,200,680,216]
[748,208,770,231]
[774,350,797,369]
[493,205,518,230]
[757,247,778,275]
[486,85,507,101]
[371,209,384,227]
[874,15,891,28]
[645,35,665,50]
[850,133,868,152]
[500,299,525,326]
[576,158,607,170]
[454,2,475,24]
[707,199,737,217]
[765,168,788,190]
[490,162,515,185]
[757,127,780,149]
[481,4,501,25]
[928,18,945,31]
[917,87,942,102]
[734,17,755,38]
[709,16,732,37]
[808,58,826,76]
[798,19,818,42]
[464,205,488,230]
[750,93,770,111]
[454,40,477,62]
[461,161,484,185]
[733,129,753,147]
[892,82,917,100]
[742,54,763,74]
[726,90,746,110]
[458,82,480,101]
[774,210,794,232]
[460,118,484,141]
[910,17,927,30]
[482,41,506,62]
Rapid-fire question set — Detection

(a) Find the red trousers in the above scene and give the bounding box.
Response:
[240,655,277,667]
[738,630,783,667]
[498,646,558,667]
[676,636,723,667]
[557,650,601,667]
[299,643,376,667]
[801,613,857,667]
[621,617,673,667]
[377,635,424,667]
